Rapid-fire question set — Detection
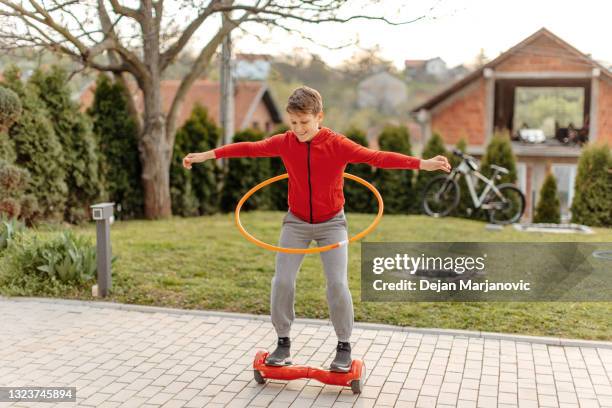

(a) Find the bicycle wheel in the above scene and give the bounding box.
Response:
[422,176,460,217]
[485,184,525,224]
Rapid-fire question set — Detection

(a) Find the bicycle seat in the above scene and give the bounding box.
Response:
[490,164,509,174]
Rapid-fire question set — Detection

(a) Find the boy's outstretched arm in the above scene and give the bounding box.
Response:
[182,150,215,169]
[341,138,451,173]
[419,155,452,172]
[182,134,283,170]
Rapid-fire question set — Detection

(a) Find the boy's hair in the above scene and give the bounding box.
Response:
[286,86,323,114]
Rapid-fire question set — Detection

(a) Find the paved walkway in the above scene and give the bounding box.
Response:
[0,298,611,408]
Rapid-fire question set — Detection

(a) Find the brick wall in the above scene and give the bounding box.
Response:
[496,36,591,73]
[597,78,612,145]
[247,101,276,133]
[431,79,486,145]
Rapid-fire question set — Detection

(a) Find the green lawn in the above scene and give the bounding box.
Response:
[17,212,612,340]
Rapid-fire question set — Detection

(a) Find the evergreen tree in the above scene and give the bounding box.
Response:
[0,131,15,164]
[30,66,101,223]
[220,129,271,212]
[170,104,221,216]
[533,172,561,223]
[1,66,67,221]
[449,138,475,219]
[268,124,290,211]
[481,131,517,185]
[0,86,38,223]
[414,133,447,212]
[0,159,33,219]
[0,85,20,163]
[570,144,612,227]
[87,75,144,219]
[343,127,375,213]
[373,125,415,214]
[476,131,518,221]
[449,138,467,169]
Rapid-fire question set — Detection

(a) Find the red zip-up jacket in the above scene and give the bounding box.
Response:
[213,127,421,224]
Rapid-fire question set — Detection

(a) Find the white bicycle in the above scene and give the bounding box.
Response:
[422,150,526,224]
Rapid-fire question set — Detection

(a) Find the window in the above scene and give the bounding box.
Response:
[513,87,585,139]
[252,121,260,130]
[551,164,577,222]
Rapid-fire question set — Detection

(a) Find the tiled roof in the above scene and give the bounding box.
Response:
[80,78,282,128]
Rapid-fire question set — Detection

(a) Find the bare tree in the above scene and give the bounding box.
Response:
[0,0,424,219]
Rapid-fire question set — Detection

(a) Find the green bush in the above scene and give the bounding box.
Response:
[0,85,21,131]
[170,104,221,217]
[343,126,376,213]
[220,128,272,212]
[0,88,37,223]
[0,214,25,251]
[373,125,415,214]
[30,66,101,224]
[19,195,39,224]
[0,159,38,221]
[171,172,199,217]
[0,230,96,288]
[415,133,447,212]
[0,86,21,164]
[449,138,467,170]
[533,173,561,223]
[0,131,16,163]
[88,75,143,219]
[449,138,474,218]
[0,159,29,195]
[571,144,612,227]
[1,66,67,222]
[190,108,222,216]
[481,131,517,185]
[471,131,518,221]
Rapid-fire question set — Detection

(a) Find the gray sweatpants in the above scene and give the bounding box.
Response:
[271,208,353,342]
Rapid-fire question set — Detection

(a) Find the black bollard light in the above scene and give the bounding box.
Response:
[90,202,115,297]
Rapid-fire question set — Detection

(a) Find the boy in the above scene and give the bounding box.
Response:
[183,86,451,372]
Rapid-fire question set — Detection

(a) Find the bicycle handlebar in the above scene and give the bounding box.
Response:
[453,149,476,161]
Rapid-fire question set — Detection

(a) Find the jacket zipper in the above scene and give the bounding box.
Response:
[307,141,313,223]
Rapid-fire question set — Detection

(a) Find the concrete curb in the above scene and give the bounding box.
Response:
[3,296,611,349]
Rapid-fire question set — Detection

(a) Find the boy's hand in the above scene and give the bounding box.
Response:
[182,152,209,169]
[420,155,451,173]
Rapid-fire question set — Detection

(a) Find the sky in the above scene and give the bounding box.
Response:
[224,0,612,70]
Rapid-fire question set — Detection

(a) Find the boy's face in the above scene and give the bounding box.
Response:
[288,111,324,142]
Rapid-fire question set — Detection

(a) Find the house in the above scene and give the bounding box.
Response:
[234,53,272,80]
[357,71,408,115]
[411,28,612,222]
[405,57,448,80]
[80,79,283,134]
[448,64,469,81]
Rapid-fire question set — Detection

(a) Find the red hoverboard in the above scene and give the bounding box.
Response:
[252,350,366,393]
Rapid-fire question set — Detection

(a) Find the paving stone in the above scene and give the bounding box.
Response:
[2,298,610,408]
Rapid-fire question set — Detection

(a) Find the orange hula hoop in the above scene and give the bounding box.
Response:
[234,173,384,254]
